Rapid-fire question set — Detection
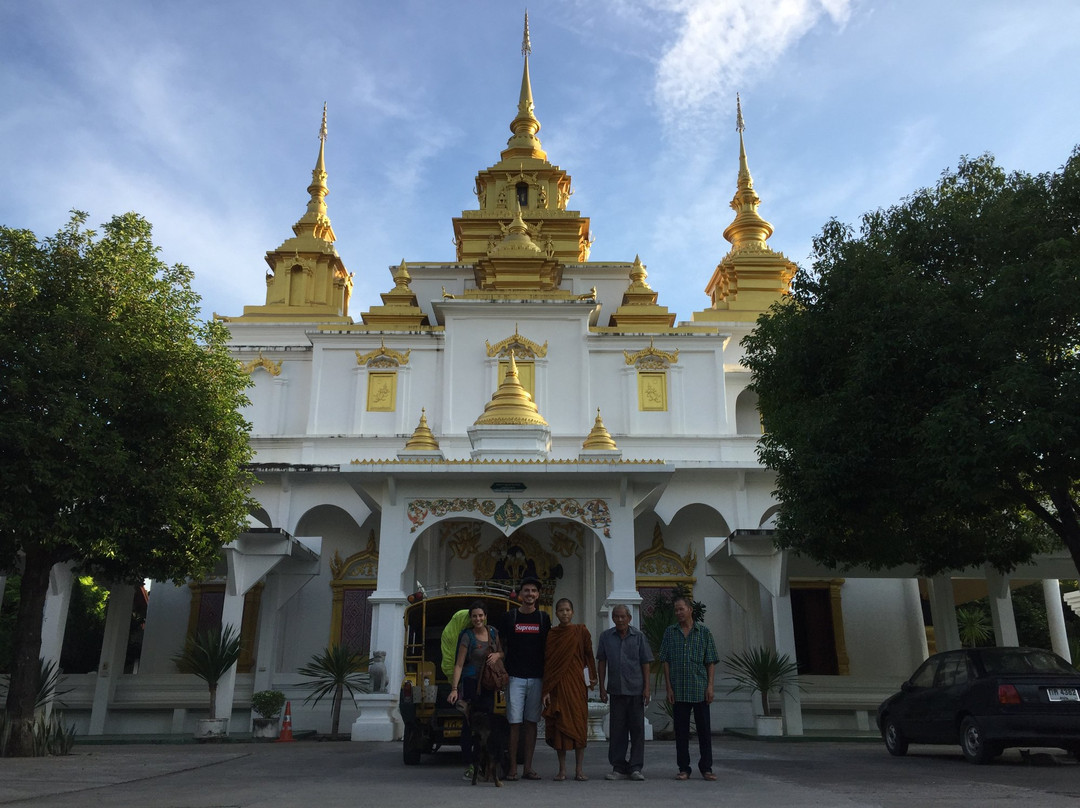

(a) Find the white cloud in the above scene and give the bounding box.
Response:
[646,0,853,131]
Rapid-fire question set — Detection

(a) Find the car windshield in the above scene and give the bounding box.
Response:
[980,649,1076,675]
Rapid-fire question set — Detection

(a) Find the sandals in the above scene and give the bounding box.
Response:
[522,770,542,780]
[574,773,588,781]
[553,774,567,781]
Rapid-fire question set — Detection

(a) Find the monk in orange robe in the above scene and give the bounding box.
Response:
[542,598,598,780]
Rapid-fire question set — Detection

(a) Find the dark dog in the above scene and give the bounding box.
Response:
[468,708,510,786]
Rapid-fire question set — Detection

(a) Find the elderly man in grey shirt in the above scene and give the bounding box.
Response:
[597,604,654,781]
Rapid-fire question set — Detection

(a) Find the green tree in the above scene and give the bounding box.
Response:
[743,149,1080,578]
[0,212,255,756]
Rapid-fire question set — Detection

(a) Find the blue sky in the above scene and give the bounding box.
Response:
[3,0,1078,323]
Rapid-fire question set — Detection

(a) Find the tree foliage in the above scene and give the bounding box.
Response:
[0,211,255,754]
[743,149,1080,578]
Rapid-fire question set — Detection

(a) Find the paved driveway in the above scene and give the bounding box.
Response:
[2,737,1078,808]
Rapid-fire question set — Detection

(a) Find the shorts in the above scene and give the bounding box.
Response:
[506,676,543,724]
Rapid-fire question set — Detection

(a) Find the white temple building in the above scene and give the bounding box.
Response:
[30,19,1076,741]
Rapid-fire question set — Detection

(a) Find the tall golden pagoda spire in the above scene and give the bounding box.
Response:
[474,351,549,426]
[502,11,546,161]
[692,95,795,324]
[224,104,353,323]
[453,13,590,267]
[722,94,773,251]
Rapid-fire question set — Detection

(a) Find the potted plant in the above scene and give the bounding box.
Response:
[723,646,803,736]
[172,624,242,739]
[297,644,370,738]
[250,690,286,740]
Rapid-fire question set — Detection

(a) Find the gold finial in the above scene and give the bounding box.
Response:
[723,94,773,251]
[503,11,545,160]
[582,408,618,451]
[393,259,411,290]
[403,408,441,452]
[474,349,549,426]
[306,105,329,219]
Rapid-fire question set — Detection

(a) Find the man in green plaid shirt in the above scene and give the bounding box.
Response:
[658,596,719,781]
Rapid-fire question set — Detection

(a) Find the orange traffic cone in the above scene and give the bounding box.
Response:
[276,700,295,742]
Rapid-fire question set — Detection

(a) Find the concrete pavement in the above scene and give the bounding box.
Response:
[2,736,1078,808]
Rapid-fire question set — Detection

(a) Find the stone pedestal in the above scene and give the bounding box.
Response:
[350,694,402,741]
[587,700,609,741]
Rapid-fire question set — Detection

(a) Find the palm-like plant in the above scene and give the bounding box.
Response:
[723,646,804,716]
[297,644,371,736]
[172,624,242,720]
[957,606,993,647]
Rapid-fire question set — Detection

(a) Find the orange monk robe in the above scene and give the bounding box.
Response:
[542,623,597,751]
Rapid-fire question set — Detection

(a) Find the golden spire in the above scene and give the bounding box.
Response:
[503,11,546,160]
[474,351,548,426]
[393,258,412,290]
[303,103,330,228]
[692,94,796,324]
[607,255,676,330]
[723,94,773,251]
[403,408,441,452]
[490,198,544,258]
[582,408,618,451]
[358,259,430,328]
[226,105,352,323]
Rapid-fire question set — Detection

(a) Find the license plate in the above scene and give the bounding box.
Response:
[1046,687,1080,702]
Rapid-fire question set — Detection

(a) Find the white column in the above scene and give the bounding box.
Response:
[251,577,281,697]
[38,564,75,719]
[604,506,638,605]
[88,584,136,735]
[40,564,75,669]
[927,576,960,652]
[353,507,409,742]
[903,578,930,661]
[214,591,245,725]
[985,569,1018,647]
[772,591,803,736]
[1043,579,1071,663]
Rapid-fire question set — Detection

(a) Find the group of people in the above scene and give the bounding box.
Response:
[447,578,720,782]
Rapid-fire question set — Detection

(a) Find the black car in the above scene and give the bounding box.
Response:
[877,647,1080,763]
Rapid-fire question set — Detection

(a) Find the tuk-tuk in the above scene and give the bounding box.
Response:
[399,584,516,765]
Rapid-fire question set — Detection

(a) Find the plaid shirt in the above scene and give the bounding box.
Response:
[658,622,719,703]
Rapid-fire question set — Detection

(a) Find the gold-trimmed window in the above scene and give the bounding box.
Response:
[329,534,379,657]
[185,583,262,674]
[635,522,696,615]
[366,372,397,412]
[637,372,667,412]
[789,579,850,675]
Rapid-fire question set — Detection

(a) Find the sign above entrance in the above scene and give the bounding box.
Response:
[491,482,527,492]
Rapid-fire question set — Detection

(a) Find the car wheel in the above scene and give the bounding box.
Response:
[960,716,998,764]
[882,716,909,757]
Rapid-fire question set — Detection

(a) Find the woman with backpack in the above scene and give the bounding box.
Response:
[448,600,503,781]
